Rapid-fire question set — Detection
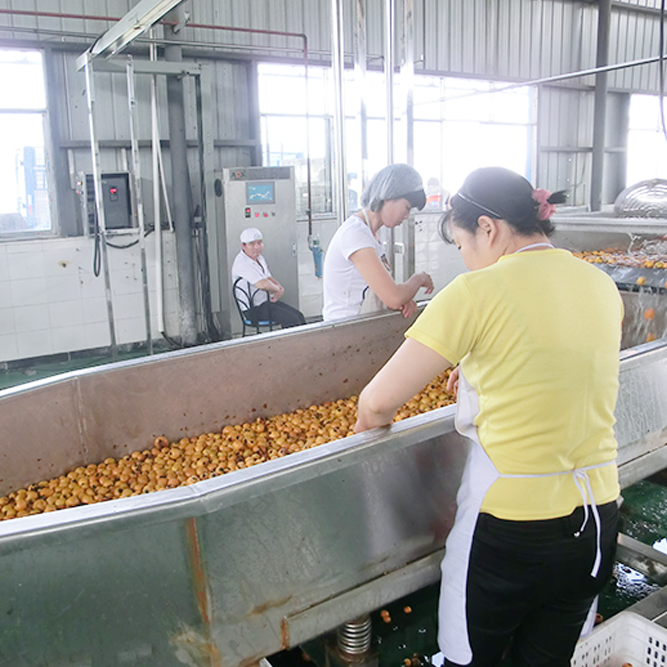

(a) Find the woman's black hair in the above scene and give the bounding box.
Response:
[438,167,567,243]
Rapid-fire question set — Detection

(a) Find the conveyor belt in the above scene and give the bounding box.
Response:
[597,264,667,293]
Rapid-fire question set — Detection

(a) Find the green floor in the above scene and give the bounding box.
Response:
[0,348,154,392]
[297,475,667,667]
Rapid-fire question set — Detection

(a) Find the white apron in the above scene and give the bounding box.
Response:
[438,370,611,664]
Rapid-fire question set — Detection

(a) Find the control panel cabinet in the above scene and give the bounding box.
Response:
[209,166,298,337]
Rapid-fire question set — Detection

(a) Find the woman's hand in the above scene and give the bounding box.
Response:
[418,272,435,294]
[447,365,460,396]
[401,299,418,318]
[354,338,452,433]
[351,249,433,311]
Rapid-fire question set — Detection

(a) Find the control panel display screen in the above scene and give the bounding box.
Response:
[246,181,275,204]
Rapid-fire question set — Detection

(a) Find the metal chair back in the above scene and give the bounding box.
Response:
[232,277,274,336]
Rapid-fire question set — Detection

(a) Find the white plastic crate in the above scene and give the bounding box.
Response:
[571,612,667,667]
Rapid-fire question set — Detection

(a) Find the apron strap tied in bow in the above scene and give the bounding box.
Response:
[571,468,603,577]
[499,460,615,578]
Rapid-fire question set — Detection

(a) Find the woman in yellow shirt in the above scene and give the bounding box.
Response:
[354,167,623,667]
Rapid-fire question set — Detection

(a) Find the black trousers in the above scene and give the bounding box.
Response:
[244,300,306,329]
[445,501,619,667]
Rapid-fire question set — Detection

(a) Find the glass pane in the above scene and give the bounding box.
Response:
[414,121,446,204]
[630,94,661,130]
[365,119,388,178]
[344,118,362,210]
[490,88,532,124]
[0,113,51,232]
[442,121,530,194]
[262,115,332,215]
[478,123,529,174]
[444,87,488,123]
[414,78,443,121]
[0,50,46,110]
[258,63,327,116]
[627,129,667,185]
[361,71,388,119]
[344,70,387,119]
[627,95,667,184]
[257,65,534,217]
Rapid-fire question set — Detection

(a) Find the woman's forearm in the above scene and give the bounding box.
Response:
[354,338,452,433]
[351,249,433,310]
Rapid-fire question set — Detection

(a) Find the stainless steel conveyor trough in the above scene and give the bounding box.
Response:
[0,308,666,666]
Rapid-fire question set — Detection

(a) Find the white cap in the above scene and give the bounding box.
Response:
[240,227,263,244]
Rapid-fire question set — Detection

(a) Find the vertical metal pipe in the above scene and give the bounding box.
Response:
[385,0,396,275]
[590,0,611,211]
[149,37,165,337]
[304,50,314,239]
[397,0,415,284]
[165,29,198,345]
[194,67,220,339]
[402,0,414,167]
[83,55,118,361]
[247,60,263,167]
[303,40,314,240]
[44,46,78,236]
[126,56,153,355]
[331,0,348,222]
[355,0,369,193]
[385,0,395,164]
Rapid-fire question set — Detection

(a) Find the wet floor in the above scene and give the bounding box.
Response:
[0,346,162,392]
[591,472,667,619]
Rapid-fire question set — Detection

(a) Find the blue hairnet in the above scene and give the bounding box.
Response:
[360,164,426,212]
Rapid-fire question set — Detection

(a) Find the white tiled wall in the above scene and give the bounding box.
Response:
[413,211,468,292]
[0,233,180,363]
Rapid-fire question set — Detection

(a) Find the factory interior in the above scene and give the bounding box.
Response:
[1,0,667,666]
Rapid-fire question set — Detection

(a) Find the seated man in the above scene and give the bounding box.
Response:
[231,227,306,329]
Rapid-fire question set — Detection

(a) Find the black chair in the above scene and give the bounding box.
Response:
[232,277,276,336]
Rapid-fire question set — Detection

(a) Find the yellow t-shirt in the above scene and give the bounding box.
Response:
[406,248,624,520]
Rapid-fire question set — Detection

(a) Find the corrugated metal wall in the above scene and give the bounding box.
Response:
[537,85,595,202]
[2,1,665,90]
[0,0,666,208]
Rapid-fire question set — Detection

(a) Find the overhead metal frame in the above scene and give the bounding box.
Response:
[75,0,187,69]
[81,55,217,356]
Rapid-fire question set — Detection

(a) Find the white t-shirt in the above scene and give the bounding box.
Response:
[231,250,271,310]
[322,213,383,321]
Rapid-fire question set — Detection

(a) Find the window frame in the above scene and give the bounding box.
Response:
[257,63,537,220]
[0,47,57,241]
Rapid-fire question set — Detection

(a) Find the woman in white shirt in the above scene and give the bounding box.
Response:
[322,164,434,321]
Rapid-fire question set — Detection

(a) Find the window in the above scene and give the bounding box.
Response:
[258,63,534,217]
[0,49,52,235]
[412,76,534,198]
[627,94,667,186]
[259,64,333,217]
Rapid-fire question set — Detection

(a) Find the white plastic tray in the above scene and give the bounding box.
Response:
[572,612,667,667]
